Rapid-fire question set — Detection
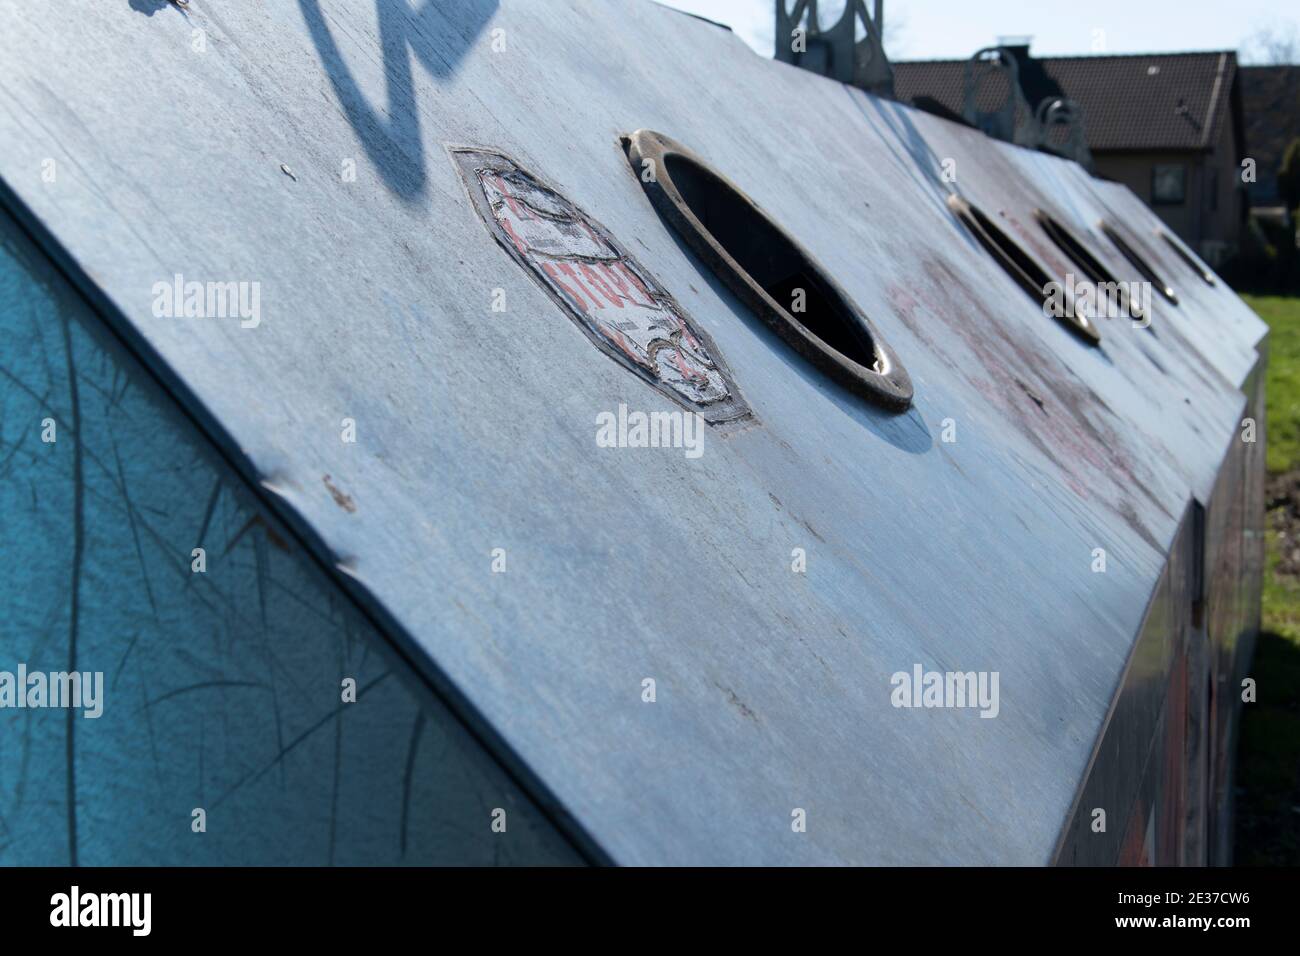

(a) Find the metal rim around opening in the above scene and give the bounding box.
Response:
[1034,208,1148,326]
[1158,231,1216,287]
[623,129,913,411]
[1100,221,1178,305]
[948,195,1101,345]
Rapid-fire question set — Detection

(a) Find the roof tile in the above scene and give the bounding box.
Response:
[895,51,1237,152]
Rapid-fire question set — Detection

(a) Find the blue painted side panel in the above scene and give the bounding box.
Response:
[0,209,580,865]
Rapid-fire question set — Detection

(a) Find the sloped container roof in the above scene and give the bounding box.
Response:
[0,0,1266,863]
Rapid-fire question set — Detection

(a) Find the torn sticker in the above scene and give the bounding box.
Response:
[451,147,752,426]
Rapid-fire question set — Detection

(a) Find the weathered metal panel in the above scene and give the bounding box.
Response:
[0,0,1266,863]
[1053,501,1195,864]
[1203,357,1268,864]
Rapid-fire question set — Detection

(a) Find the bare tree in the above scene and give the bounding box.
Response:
[1240,21,1300,65]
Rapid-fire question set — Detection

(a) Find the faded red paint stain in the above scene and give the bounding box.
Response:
[884,247,1173,542]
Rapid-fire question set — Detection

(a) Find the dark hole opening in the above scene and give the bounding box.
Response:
[1038,212,1121,288]
[958,200,1053,306]
[1159,232,1215,286]
[1101,222,1178,304]
[1037,210,1141,318]
[663,152,877,369]
[950,197,1099,344]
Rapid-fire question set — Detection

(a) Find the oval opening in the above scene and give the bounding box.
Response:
[662,153,876,368]
[1159,231,1216,286]
[1100,221,1178,305]
[624,129,912,410]
[1034,209,1147,324]
[948,195,1100,345]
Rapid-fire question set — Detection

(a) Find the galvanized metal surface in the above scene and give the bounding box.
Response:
[0,0,1266,864]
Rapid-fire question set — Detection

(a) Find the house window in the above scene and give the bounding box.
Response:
[1152,164,1186,205]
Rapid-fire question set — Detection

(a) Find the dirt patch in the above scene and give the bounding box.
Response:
[322,474,357,514]
[1268,469,1300,577]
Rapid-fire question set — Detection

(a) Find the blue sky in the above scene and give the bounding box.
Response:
[658,0,1300,62]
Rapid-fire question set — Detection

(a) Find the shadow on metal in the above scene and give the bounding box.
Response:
[296,0,499,200]
[128,0,182,16]
[847,91,957,221]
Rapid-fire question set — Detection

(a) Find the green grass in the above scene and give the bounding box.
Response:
[1245,295,1300,475]
[1262,528,1300,641]
[1236,295,1300,865]
[1251,293,1300,647]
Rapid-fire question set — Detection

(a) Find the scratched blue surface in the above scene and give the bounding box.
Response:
[0,208,579,865]
[0,0,1267,864]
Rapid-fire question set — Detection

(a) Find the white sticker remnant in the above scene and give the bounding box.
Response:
[453,147,751,426]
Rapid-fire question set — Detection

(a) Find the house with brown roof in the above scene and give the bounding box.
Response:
[894,44,1245,265]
